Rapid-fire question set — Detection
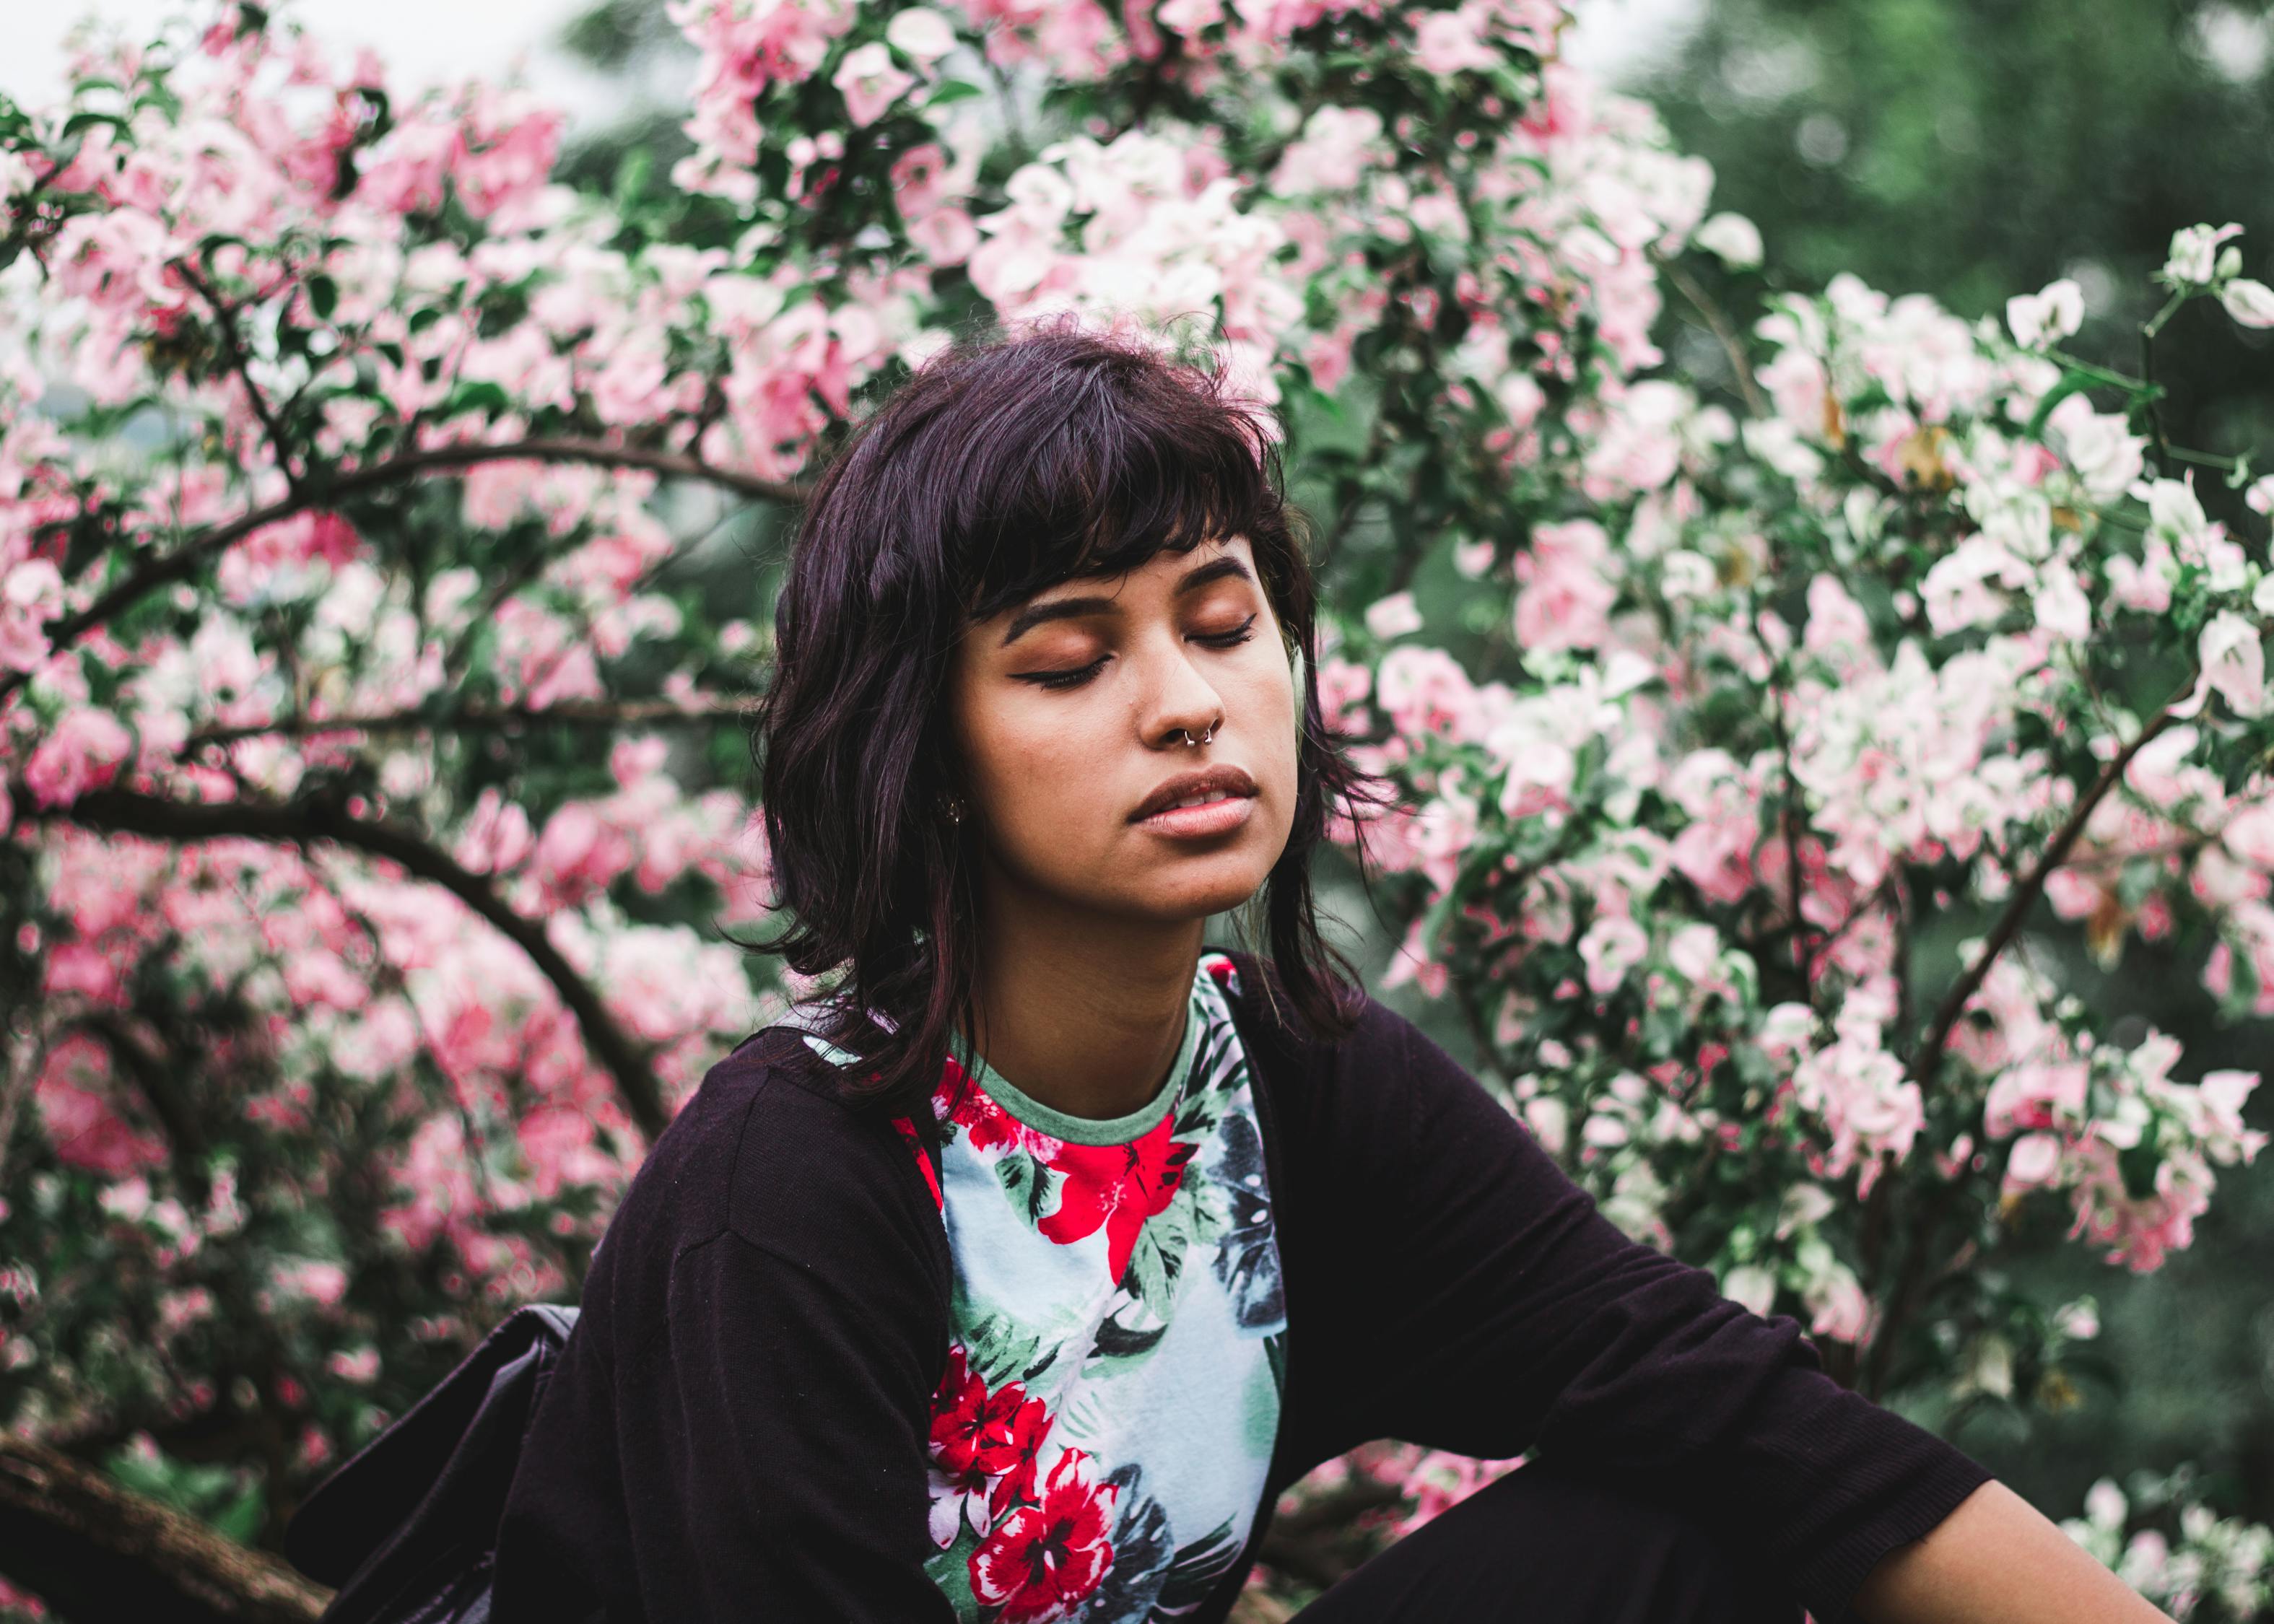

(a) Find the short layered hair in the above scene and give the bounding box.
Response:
[748,316,1384,1120]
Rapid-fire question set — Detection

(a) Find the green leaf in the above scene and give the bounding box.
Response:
[306,274,339,320]
[2117,1122,2164,1203]
[925,80,985,105]
[60,110,128,139]
[209,1480,266,1544]
[441,380,512,419]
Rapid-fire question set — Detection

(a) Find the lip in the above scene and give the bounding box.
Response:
[1130,764,1260,837]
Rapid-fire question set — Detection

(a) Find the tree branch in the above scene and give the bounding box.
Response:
[176,260,305,495]
[10,438,807,703]
[24,786,671,1140]
[186,694,754,749]
[0,1433,329,1624]
[1904,679,2192,1088]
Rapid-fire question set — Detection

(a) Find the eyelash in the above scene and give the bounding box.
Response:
[1025,614,1260,691]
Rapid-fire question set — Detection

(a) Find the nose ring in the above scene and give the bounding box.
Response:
[1177,725,1216,747]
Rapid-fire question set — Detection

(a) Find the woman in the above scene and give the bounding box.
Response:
[489,321,2167,1623]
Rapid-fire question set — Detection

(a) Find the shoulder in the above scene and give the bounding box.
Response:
[1214,948,1509,1164]
[588,1027,950,1322]
[1214,947,1427,1083]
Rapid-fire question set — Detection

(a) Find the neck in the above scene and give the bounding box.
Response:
[964,866,1208,1123]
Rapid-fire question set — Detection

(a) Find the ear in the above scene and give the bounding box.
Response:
[1288,641,1307,733]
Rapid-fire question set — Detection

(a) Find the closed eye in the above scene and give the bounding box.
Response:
[1016,614,1260,691]
[1196,614,1260,650]
[1022,656,1109,692]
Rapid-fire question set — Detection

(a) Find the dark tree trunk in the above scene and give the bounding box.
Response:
[0,1434,331,1624]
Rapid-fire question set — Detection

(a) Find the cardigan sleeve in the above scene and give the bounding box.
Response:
[493,1052,959,1624]
[1310,997,1992,1624]
[650,1226,960,1621]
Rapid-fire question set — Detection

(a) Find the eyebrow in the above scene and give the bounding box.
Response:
[999,554,1255,646]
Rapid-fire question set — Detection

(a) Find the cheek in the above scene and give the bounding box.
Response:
[960,697,1118,847]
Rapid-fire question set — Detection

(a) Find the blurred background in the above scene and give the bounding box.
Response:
[10,0,2272,1542]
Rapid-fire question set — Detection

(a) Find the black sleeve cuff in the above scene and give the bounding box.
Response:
[1788,1437,1995,1623]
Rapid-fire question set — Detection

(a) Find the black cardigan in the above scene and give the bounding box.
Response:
[489,949,1991,1623]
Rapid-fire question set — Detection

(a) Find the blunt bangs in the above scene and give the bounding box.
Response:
[747,317,1385,1122]
[936,336,1297,632]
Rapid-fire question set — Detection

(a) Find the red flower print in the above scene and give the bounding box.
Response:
[929,1346,1048,1481]
[1036,1110,1198,1285]
[969,1446,1118,1623]
[890,1114,942,1208]
[936,1055,1063,1156]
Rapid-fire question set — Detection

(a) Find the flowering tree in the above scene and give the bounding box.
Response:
[1,0,2270,1618]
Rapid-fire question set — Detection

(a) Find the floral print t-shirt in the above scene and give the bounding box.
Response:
[789,952,1286,1624]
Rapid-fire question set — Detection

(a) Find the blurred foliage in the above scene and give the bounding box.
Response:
[1631,0,2274,495]
[1624,0,2274,1532]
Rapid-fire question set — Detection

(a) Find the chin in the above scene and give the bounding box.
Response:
[1118,855,1275,922]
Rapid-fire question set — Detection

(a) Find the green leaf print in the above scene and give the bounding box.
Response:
[1185,1009,1250,1104]
[925,1522,985,1623]
[1079,1306,1169,1383]
[1120,1189,1202,1316]
[1149,1515,1247,1617]
[1169,1088,1223,1142]
[993,1148,1060,1227]
[956,1306,1056,1392]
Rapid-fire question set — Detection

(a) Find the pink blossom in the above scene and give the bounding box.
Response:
[1363,590,1424,639]
[2105,538,2174,614]
[1315,656,1372,735]
[2161,221,2243,287]
[1790,1005,1923,1196]
[885,7,958,64]
[271,1259,350,1307]
[26,707,136,807]
[1,559,65,671]
[1375,645,1483,740]
[908,206,980,265]
[1806,1270,1873,1343]
[2001,1131,2065,1197]
[1270,107,1383,193]
[37,1035,167,1176]
[1985,1060,2087,1138]
[832,42,915,126]
[530,803,636,907]
[1577,913,1647,994]
[1513,519,1617,652]
[1411,9,1498,75]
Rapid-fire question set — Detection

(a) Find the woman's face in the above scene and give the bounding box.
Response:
[945,533,1300,926]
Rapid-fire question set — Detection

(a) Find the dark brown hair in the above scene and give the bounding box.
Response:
[747,316,1386,1121]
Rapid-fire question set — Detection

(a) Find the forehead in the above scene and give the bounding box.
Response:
[1030,533,1250,600]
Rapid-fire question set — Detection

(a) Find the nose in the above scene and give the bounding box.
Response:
[1134,631,1226,751]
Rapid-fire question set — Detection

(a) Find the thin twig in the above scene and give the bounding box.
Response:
[176,259,303,494]
[2138,290,2188,463]
[1648,245,1767,420]
[1906,673,2195,1087]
